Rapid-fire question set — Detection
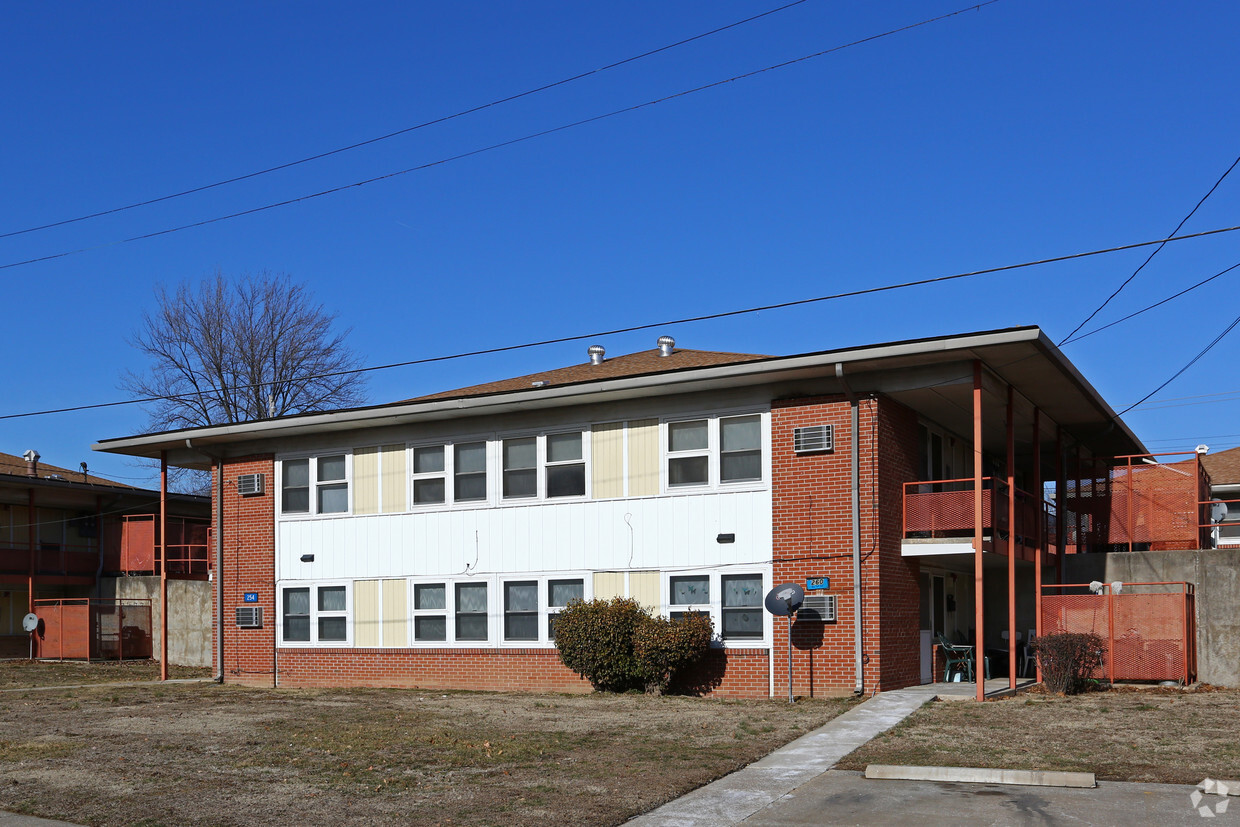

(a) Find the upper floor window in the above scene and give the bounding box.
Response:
[503,432,587,501]
[454,442,488,503]
[665,413,765,490]
[281,455,349,515]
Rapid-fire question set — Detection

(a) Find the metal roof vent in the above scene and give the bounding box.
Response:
[23,449,39,478]
[588,345,606,365]
[657,335,676,357]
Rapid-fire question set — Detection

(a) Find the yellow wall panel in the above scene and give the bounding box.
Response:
[382,579,408,647]
[353,447,380,516]
[629,571,660,613]
[592,572,625,601]
[591,422,624,499]
[627,419,660,497]
[380,444,407,513]
[353,579,381,647]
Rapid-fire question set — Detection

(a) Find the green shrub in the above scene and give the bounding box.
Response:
[1030,631,1105,694]
[633,612,714,694]
[553,597,649,692]
[554,598,715,693]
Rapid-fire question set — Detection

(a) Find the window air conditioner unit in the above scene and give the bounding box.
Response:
[235,607,263,629]
[793,425,834,454]
[798,594,837,622]
[237,473,265,496]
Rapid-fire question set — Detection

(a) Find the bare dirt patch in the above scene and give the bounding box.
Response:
[0,681,856,826]
[0,659,211,689]
[838,685,1240,785]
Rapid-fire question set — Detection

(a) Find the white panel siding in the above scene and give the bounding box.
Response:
[277,490,771,581]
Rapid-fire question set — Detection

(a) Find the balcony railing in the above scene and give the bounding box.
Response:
[903,477,1050,557]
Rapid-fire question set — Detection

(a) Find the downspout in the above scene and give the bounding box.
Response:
[836,363,864,695]
[185,439,226,684]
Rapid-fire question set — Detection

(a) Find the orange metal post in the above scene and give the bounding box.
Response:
[973,361,985,702]
[160,451,168,682]
[1106,585,1115,686]
[1032,408,1042,684]
[1126,455,1134,554]
[1006,386,1017,689]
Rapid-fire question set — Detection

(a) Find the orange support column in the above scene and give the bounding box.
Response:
[973,361,985,702]
[160,451,169,682]
[1006,386,1017,690]
[1032,408,1042,684]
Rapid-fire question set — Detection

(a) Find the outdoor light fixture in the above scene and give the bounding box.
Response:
[300,554,315,563]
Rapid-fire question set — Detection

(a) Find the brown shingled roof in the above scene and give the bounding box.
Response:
[0,451,134,488]
[407,346,772,402]
[1202,446,1240,487]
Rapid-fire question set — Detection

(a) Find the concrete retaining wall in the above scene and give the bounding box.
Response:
[1064,549,1240,687]
[98,577,212,668]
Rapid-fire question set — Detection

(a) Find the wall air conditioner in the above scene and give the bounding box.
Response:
[235,607,263,628]
[797,594,837,622]
[237,473,265,496]
[793,425,834,454]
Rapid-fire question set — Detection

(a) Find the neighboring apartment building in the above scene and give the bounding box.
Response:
[0,450,210,659]
[94,327,1148,698]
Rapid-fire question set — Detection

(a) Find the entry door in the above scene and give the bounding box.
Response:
[919,574,946,684]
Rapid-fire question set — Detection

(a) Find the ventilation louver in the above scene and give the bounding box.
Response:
[797,594,837,622]
[793,425,834,454]
[235,607,263,628]
[237,473,265,496]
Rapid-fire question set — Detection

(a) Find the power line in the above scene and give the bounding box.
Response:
[1118,311,1240,415]
[1059,152,1240,345]
[4,220,1239,424]
[0,0,813,241]
[0,1,998,274]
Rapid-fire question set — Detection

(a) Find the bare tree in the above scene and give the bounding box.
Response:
[124,272,367,431]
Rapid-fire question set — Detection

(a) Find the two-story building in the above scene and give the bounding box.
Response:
[94,326,1150,698]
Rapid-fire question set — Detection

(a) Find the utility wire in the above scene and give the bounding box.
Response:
[1059,152,1240,345]
[0,0,813,241]
[5,220,1240,423]
[0,1,998,274]
[1118,312,1240,415]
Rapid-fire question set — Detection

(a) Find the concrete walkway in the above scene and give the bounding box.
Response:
[629,686,939,826]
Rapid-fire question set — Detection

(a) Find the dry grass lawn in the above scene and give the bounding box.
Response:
[0,662,857,827]
[0,659,211,688]
[838,685,1240,785]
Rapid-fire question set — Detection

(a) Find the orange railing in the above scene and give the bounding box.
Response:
[902,478,1052,558]
[117,515,211,576]
[1041,582,1195,684]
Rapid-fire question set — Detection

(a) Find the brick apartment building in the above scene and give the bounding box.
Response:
[95,326,1149,698]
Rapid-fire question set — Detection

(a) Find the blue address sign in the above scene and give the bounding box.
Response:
[243,592,259,603]
[806,577,830,591]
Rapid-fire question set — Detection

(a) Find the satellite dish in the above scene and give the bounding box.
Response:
[764,583,805,617]
[1210,500,1228,524]
[21,613,38,633]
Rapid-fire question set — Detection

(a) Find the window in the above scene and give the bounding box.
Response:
[547,578,583,640]
[281,584,350,645]
[665,413,765,490]
[455,582,488,641]
[504,580,538,641]
[280,455,350,516]
[721,574,763,639]
[503,437,537,499]
[720,416,761,482]
[413,583,447,642]
[668,420,709,487]
[670,574,709,621]
[546,433,585,497]
[412,446,446,505]
[454,442,488,503]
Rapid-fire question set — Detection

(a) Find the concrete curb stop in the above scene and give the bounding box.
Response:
[864,764,1097,789]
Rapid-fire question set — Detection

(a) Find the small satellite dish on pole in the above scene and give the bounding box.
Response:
[765,583,805,702]
[21,613,38,633]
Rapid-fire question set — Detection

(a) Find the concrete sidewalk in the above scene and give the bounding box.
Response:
[629,686,940,826]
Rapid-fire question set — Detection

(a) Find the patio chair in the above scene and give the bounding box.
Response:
[937,634,976,682]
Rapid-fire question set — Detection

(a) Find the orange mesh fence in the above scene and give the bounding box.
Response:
[33,598,153,661]
[1041,583,1194,683]
[903,478,993,537]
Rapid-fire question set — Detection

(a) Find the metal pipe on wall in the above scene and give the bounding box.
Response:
[835,363,864,695]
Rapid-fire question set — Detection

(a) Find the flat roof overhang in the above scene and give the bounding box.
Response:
[94,326,1146,470]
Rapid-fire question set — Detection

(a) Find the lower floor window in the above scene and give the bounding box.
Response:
[281,583,350,645]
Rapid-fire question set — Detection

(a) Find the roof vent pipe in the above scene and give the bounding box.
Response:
[588,345,606,365]
[657,335,675,357]
[23,449,39,478]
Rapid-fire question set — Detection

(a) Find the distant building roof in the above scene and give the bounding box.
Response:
[1201,446,1240,487]
[0,451,134,489]
[407,346,772,401]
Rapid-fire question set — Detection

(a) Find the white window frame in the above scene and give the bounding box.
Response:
[406,436,494,510]
[661,410,768,493]
[277,453,353,518]
[661,568,770,647]
[404,573,590,648]
[411,580,450,644]
[279,580,353,647]
[497,430,590,504]
[410,444,450,508]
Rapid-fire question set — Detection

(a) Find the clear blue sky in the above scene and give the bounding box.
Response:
[3,0,1238,486]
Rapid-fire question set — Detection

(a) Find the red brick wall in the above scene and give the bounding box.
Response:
[770,394,921,697]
